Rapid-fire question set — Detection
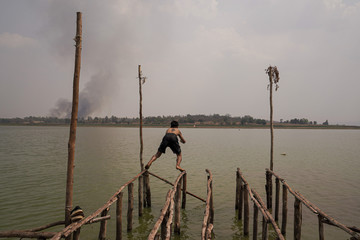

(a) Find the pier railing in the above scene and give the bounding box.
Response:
[148,169,214,240]
[51,169,150,240]
[265,168,360,240]
[235,168,285,240]
[148,171,186,239]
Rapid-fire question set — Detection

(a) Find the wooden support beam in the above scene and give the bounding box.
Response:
[148,171,206,202]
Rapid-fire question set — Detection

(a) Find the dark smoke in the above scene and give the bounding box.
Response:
[50,71,114,118]
[50,98,72,118]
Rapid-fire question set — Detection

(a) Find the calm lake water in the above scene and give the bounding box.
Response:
[0,126,359,240]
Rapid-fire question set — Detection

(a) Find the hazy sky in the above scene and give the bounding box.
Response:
[1,0,359,125]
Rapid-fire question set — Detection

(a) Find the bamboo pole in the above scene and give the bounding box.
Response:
[98,208,109,240]
[294,198,302,240]
[65,12,82,239]
[116,192,123,240]
[127,183,134,231]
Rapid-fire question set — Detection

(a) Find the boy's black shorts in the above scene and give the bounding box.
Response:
[158,133,181,155]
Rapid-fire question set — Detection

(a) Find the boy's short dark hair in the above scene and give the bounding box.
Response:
[171,120,179,128]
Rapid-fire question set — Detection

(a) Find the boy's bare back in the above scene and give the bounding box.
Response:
[166,128,186,144]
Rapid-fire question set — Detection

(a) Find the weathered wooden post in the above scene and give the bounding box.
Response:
[235,170,240,210]
[243,184,250,236]
[72,229,81,240]
[262,218,268,240]
[174,181,182,234]
[116,192,123,240]
[275,177,280,221]
[98,207,109,240]
[265,171,272,210]
[294,198,302,240]
[209,177,214,224]
[238,179,244,220]
[253,202,258,240]
[318,215,324,240]
[144,171,151,207]
[182,173,187,209]
[127,183,134,231]
[281,184,287,235]
[138,175,143,216]
[65,12,82,240]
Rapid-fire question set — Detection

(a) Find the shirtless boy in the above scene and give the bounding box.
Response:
[145,121,186,171]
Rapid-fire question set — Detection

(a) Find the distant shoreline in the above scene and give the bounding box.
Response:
[1,123,359,130]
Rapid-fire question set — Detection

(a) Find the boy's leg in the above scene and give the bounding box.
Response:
[176,153,185,172]
[145,151,162,169]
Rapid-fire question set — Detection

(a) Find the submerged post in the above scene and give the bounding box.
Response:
[182,173,187,209]
[281,184,288,235]
[65,12,82,239]
[127,183,134,231]
[116,192,123,240]
[243,183,250,236]
[174,181,182,234]
[138,175,143,216]
[294,198,302,240]
[275,177,280,221]
[98,208,109,240]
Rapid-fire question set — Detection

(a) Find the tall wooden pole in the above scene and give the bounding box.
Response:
[138,65,144,171]
[266,66,279,171]
[65,12,82,238]
[269,74,274,171]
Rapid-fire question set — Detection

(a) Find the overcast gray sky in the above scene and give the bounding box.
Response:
[0,0,359,125]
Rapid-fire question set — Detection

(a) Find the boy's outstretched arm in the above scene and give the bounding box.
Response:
[178,131,186,144]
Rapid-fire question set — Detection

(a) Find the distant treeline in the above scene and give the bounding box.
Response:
[0,114,329,127]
